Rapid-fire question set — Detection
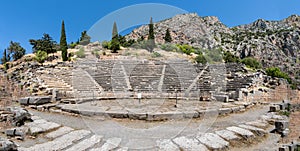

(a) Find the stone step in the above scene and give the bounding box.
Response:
[45,126,74,139]
[196,133,229,150]
[238,124,267,136]
[90,137,122,151]
[173,136,208,151]
[65,134,103,151]
[215,129,241,142]
[20,130,91,151]
[226,126,255,139]
[156,139,180,151]
[25,119,61,135]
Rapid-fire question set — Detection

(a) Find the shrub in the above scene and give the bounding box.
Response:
[68,52,75,58]
[69,42,78,49]
[223,51,240,63]
[195,53,207,64]
[266,67,292,83]
[75,48,86,58]
[35,50,48,64]
[205,49,223,63]
[241,57,262,69]
[92,49,100,58]
[160,44,179,52]
[110,38,120,53]
[102,41,111,49]
[177,44,195,55]
[151,52,162,58]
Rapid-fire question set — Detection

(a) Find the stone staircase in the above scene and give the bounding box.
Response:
[71,68,102,99]
[36,70,73,96]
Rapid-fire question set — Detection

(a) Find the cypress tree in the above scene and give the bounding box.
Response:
[164,28,172,43]
[1,49,9,64]
[112,21,118,40]
[60,20,68,61]
[148,17,155,40]
[110,22,120,53]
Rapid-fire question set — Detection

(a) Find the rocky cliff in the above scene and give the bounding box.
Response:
[126,13,300,84]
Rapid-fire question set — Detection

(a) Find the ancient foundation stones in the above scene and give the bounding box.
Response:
[215,129,241,142]
[91,137,122,151]
[196,133,229,150]
[25,119,60,135]
[156,139,180,151]
[173,136,208,151]
[45,126,74,139]
[20,130,91,151]
[19,96,51,105]
[0,137,17,151]
[65,135,103,151]
[238,124,267,136]
[226,126,255,139]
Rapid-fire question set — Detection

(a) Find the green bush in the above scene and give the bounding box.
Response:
[110,38,120,53]
[68,52,75,58]
[241,57,262,69]
[151,52,162,58]
[75,48,86,58]
[205,49,223,63]
[223,51,240,63]
[160,44,179,52]
[92,49,100,58]
[35,50,48,63]
[195,53,207,64]
[102,41,111,49]
[177,44,195,55]
[266,67,292,83]
[69,42,78,49]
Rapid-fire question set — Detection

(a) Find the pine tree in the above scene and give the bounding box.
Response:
[79,31,91,45]
[60,20,68,61]
[29,34,56,54]
[164,28,172,43]
[7,41,26,61]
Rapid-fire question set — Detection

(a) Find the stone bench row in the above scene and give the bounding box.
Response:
[58,103,253,121]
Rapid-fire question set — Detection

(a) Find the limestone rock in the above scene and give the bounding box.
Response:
[173,136,208,151]
[156,139,180,151]
[196,133,229,150]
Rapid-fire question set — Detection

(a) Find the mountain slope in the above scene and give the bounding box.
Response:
[126,13,300,84]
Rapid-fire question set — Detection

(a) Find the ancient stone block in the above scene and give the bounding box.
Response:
[275,120,289,133]
[238,124,267,136]
[19,96,51,105]
[156,139,180,151]
[45,126,74,139]
[196,133,229,150]
[173,136,208,151]
[214,95,229,102]
[219,108,232,115]
[0,137,17,151]
[215,129,240,142]
[270,105,280,112]
[66,135,103,151]
[227,126,255,139]
[90,137,121,151]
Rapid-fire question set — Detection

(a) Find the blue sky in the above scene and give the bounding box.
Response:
[0,0,300,56]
